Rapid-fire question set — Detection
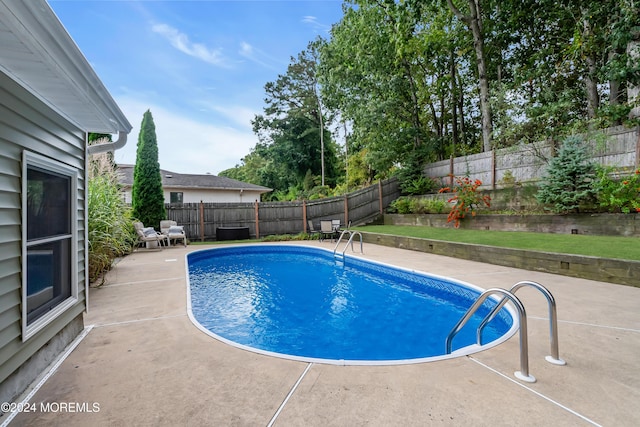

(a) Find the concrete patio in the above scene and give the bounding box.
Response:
[6,241,640,426]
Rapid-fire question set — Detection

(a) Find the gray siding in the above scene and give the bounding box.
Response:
[0,73,87,384]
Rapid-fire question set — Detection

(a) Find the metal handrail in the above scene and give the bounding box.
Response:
[333,230,363,257]
[476,281,566,365]
[445,288,536,383]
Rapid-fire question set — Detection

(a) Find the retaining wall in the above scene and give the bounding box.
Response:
[361,232,640,287]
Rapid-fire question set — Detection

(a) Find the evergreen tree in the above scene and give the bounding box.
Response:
[536,136,597,213]
[131,110,165,228]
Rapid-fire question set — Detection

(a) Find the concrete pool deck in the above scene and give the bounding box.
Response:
[7,241,640,426]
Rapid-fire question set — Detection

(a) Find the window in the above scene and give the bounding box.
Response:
[22,152,78,341]
[170,191,183,204]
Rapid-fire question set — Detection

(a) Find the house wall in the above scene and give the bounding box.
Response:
[0,73,87,402]
[123,188,265,204]
[167,188,264,204]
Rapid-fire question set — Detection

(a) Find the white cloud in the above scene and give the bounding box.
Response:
[238,41,281,70]
[206,104,258,130]
[151,23,230,68]
[301,15,330,33]
[113,96,257,175]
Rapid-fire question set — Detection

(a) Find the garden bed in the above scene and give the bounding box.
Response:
[384,213,640,237]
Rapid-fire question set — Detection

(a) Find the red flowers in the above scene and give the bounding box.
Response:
[441,176,491,227]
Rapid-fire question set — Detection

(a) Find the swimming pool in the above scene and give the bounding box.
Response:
[186,245,517,365]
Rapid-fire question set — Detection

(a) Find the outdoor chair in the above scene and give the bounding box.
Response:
[331,219,342,234]
[160,220,187,247]
[319,220,336,242]
[307,220,320,239]
[133,221,168,249]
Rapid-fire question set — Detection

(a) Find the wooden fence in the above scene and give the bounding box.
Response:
[166,178,400,241]
[424,125,640,189]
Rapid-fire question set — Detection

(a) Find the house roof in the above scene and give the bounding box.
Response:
[0,0,131,135]
[117,165,272,194]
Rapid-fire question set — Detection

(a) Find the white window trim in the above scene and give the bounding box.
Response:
[21,151,79,341]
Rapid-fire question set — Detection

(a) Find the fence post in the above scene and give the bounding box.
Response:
[492,149,497,189]
[378,180,383,214]
[199,201,204,242]
[636,126,640,169]
[449,155,454,186]
[344,194,349,225]
[302,200,307,233]
[254,200,260,239]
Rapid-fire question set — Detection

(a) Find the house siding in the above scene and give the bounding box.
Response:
[165,188,265,204]
[0,73,87,390]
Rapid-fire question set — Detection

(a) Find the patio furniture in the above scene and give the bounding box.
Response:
[133,221,168,249]
[216,226,250,241]
[319,220,336,242]
[160,220,187,247]
[307,220,320,239]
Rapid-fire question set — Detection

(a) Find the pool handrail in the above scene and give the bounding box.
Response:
[476,281,566,366]
[445,288,536,383]
[333,229,363,257]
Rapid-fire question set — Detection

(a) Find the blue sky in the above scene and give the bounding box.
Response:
[49,0,344,175]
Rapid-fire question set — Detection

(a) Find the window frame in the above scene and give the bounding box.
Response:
[21,151,79,341]
[170,191,183,205]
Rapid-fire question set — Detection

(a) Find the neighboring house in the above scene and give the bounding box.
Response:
[0,1,131,403]
[117,164,272,204]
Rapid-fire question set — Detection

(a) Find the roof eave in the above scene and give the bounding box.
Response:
[0,0,131,139]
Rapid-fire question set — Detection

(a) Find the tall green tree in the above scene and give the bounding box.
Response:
[446,0,493,152]
[131,110,165,228]
[247,40,343,197]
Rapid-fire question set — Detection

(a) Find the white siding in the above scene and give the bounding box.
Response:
[122,188,264,204]
[167,188,264,203]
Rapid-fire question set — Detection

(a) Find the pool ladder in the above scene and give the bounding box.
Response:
[333,229,363,259]
[445,281,566,383]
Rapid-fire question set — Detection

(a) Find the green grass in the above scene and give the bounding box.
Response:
[354,225,640,261]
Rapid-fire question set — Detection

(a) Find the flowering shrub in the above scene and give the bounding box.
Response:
[438,176,491,227]
[595,167,640,213]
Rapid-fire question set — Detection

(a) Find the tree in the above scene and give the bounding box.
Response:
[131,110,165,228]
[536,136,597,213]
[446,0,492,152]
[249,40,343,198]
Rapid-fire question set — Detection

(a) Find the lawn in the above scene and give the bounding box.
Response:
[354,225,640,261]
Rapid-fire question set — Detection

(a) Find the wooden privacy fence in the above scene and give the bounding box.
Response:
[166,178,400,241]
[424,125,640,189]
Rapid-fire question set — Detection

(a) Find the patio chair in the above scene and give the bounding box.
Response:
[133,221,168,249]
[160,220,187,247]
[331,219,342,233]
[307,220,320,239]
[319,220,336,242]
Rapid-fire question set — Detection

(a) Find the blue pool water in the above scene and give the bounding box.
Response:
[187,245,516,364]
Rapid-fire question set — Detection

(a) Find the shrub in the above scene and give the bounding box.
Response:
[401,176,438,195]
[536,136,597,213]
[388,197,413,214]
[594,167,640,213]
[439,176,491,227]
[88,154,137,283]
[388,196,449,214]
[410,198,448,214]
